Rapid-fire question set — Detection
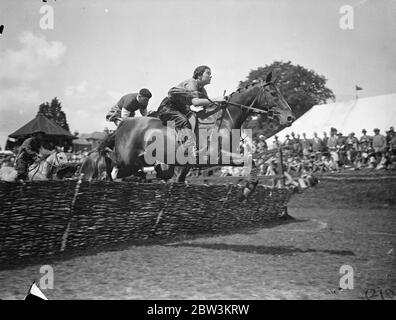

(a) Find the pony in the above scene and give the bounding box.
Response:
[0,151,68,181]
[108,72,295,182]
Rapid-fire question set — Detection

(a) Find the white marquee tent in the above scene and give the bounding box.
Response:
[269,93,396,143]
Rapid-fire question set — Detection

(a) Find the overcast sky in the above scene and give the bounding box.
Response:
[0,0,395,148]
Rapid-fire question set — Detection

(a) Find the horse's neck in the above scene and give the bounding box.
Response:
[40,154,55,173]
[223,86,259,129]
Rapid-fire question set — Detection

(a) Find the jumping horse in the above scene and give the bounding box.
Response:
[109,72,295,182]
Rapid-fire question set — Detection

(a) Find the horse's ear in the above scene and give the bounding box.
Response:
[265,71,273,83]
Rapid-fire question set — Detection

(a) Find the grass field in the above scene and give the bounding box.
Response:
[0,177,395,300]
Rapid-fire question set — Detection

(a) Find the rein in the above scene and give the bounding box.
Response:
[207,82,278,132]
[209,82,277,115]
[29,152,62,179]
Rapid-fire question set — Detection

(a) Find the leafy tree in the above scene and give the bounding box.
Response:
[240,61,335,138]
[37,97,70,132]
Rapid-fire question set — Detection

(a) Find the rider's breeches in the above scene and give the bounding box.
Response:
[158,106,192,130]
[15,152,33,180]
[158,106,197,147]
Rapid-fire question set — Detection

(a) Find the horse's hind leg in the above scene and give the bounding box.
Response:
[154,163,175,181]
[176,165,191,182]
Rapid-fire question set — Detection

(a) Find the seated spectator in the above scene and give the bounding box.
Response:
[256,135,268,154]
[386,126,395,146]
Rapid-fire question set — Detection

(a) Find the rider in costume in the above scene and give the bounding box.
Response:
[14,130,45,181]
[157,65,225,154]
[106,88,152,127]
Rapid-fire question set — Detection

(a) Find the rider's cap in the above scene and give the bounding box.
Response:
[362,129,367,133]
[374,128,380,132]
[139,88,152,99]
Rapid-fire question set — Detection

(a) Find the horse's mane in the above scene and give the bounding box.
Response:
[228,80,263,99]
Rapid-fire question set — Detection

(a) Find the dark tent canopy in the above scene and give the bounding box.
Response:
[8,113,76,151]
[9,113,75,139]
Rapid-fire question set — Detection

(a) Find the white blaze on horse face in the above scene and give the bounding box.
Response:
[56,152,68,164]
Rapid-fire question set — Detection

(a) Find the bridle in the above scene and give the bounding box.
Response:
[210,81,286,130]
[29,152,63,179]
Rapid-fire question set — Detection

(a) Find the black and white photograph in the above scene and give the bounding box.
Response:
[0,0,395,305]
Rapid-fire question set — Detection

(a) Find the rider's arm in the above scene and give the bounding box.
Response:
[191,98,213,107]
[23,139,38,157]
[121,107,131,118]
[191,96,225,108]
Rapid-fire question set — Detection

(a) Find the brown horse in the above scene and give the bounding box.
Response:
[112,72,295,182]
[79,148,113,181]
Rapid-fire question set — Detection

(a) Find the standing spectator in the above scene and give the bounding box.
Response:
[336,132,346,166]
[327,128,339,171]
[322,131,329,156]
[359,129,371,166]
[346,132,359,166]
[283,134,293,151]
[291,132,301,156]
[301,133,311,157]
[372,128,387,166]
[312,132,323,157]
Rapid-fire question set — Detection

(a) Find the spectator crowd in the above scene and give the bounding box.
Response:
[250,126,396,176]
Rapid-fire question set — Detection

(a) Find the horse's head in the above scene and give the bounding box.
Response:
[255,72,295,126]
[226,71,295,128]
[50,151,68,166]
